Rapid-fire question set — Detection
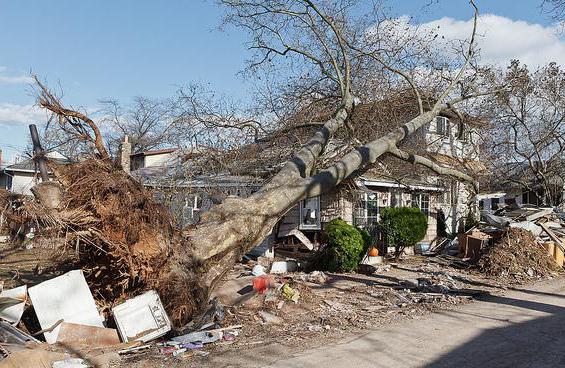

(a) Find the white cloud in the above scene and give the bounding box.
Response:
[0,103,47,126]
[420,14,565,67]
[0,66,32,84]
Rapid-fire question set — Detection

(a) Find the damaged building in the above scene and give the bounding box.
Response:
[125,101,484,256]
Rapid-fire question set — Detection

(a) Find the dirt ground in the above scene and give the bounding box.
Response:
[0,241,559,368]
[118,257,549,368]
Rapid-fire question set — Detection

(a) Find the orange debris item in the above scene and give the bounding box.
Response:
[368,247,379,257]
[253,275,276,294]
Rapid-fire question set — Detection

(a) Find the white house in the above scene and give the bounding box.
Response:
[0,151,71,195]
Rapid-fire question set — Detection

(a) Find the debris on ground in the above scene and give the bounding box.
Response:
[112,290,172,343]
[27,270,105,344]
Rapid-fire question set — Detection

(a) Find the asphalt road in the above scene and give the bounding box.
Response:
[262,278,565,368]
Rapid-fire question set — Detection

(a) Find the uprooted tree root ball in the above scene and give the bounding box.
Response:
[478,228,560,278]
[18,159,210,326]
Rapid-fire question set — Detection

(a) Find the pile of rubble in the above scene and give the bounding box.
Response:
[456,206,565,279]
[0,266,245,367]
[478,228,560,278]
[191,257,479,355]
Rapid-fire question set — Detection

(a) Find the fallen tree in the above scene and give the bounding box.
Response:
[27,0,501,326]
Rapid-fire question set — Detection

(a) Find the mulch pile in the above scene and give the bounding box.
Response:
[478,228,560,278]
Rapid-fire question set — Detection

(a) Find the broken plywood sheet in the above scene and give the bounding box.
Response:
[0,286,26,324]
[112,290,171,343]
[56,322,120,350]
[278,228,314,250]
[27,270,104,344]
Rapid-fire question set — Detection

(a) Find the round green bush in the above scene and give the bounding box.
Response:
[379,207,428,258]
[321,218,365,272]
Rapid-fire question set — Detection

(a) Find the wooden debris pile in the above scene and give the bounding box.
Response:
[478,228,559,278]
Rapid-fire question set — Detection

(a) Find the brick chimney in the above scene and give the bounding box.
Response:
[119,136,132,174]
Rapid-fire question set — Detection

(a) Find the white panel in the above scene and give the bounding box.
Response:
[28,270,104,344]
[112,290,171,342]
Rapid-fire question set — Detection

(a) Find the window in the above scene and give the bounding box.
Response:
[435,116,449,136]
[458,122,471,142]
[354,192,379,228]
[411,192,430,216]
[390,191,401,208]
[491,197,500,211]
[300,196,321,230]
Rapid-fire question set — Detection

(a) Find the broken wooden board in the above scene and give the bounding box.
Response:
[55,322,120,350]
[27,270,104,344]
[277,228,314,250]
[540,223,565,253]
[0,286,26,324]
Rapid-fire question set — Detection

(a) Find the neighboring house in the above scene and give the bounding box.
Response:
[0,151,71,195]
[130,148,178,172]
[479,161,565,213]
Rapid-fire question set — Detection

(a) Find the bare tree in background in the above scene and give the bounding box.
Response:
[34,0,500,324]
[485,61,565,207]
[543,0,565,22]
[100,96,183,156]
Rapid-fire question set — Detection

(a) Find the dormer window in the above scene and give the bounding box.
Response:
[435,116,449,136]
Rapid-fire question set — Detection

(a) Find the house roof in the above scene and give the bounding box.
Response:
[131,93,484,191]
[3,155,72,174]
[130,148,177,157]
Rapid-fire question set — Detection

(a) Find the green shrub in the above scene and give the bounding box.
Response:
[320,219,365,272]
[356,226,373,253]
[379,207,428,259]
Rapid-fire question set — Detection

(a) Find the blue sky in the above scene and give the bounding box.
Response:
[0,0,561,161]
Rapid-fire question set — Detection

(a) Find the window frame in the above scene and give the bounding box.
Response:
[353,191,380,229]
[411,192,430,216]
[299,196,321,230]
[435,116,450,136]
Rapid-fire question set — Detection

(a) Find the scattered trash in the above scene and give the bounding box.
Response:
[27,270,104,344]
[281,283,300,303]
[112,290,172,343]
[294,271,328,284]
[259,311,283,325]
[252,275,275,294]
[182,298,225,333]
[117,344,151,355]
[172,330,222,344]
[252,265,266,276]
[172,325,242,344]
[270,260,298,274]
[0,320,40,349]
[52,358,89,368]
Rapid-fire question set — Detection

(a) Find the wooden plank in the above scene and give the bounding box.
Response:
[525,208,554,222]
[56,322,120,350]
[288,229,314,250]
[540,223,565,253]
